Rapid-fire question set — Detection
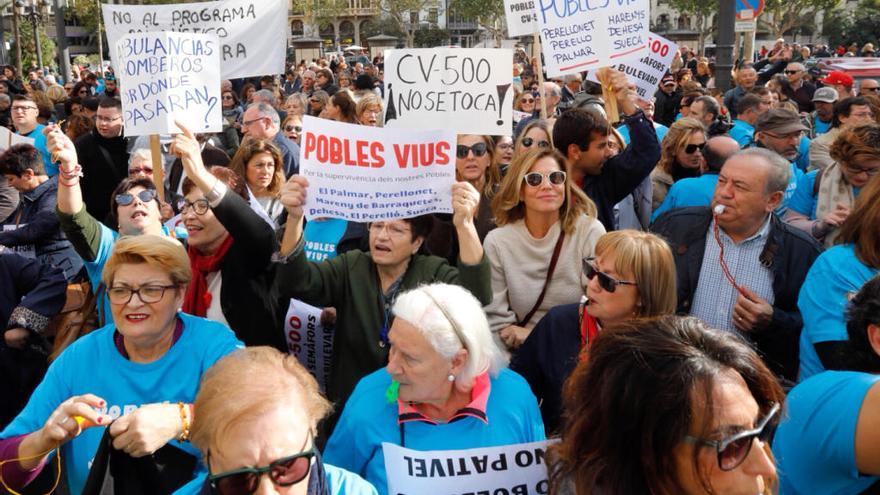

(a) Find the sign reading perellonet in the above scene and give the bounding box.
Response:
[536,0,650,77]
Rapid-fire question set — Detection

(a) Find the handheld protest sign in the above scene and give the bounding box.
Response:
[383,48,513,136]
[298,116,456,223]
[149,135,165,203]
[504,0,538,37]
[586,33,678,102]
[114,32,222,137]
[101,0,286,79]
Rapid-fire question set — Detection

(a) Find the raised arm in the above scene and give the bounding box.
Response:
[44,125,83,215]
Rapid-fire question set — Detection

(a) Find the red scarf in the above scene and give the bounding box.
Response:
[579,308,600,362]
[183,235,234,317]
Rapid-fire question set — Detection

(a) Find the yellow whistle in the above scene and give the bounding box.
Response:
[73,415,86,426]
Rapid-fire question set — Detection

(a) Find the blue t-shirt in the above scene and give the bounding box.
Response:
[651,173,719,222]
[778,162,804,216]
[617,120,668,145]
[0,313,243,494]
[21,124,56,177]
[304,218,349,262]
[798,244,880,381]
[795,136,811,172]
[323,368,546,495]
[788,170,862,220]
[774,371,880,494]
[814,117,832,136]
[729,120,755,148]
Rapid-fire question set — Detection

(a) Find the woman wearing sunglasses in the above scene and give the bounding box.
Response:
[282,114,303,145]
[650,117,707,212]
[324,284,543,495]
[510,230,676,433]
[190,347,377,495]
[514,91,537,116]
[308,91,329,118]
[0,235,243,495]
[425,135,499,265]
[514,119,553,156]
[774,275,880,495]
[548,316,784,495]
[485,148,604,351]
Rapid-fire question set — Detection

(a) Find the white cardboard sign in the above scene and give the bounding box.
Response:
[284,298,332,393]
[504,0,539,37]
[586,33,678,100]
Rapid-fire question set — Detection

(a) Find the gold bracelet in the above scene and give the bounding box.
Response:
[177,401,191,442]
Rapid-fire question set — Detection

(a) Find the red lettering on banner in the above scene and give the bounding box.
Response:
[370,142,385,167]
[303,132,316,159]
[436,141,450,165]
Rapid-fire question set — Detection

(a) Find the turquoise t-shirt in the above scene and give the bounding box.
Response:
[798,244,880,381]
[0,313,243,494]
[304,218,349,262]
[774,371,880,494]
[788,170,861,220]
[22,124,56,177]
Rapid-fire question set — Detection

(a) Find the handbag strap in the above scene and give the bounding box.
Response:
[517,230,566,327]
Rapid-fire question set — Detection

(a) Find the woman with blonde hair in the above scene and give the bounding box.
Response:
[650,117,707,211]
[285,93,309,118]
[356,93,383,127]
[514,119,552,155]
[511,230,676,433]
[191,347,377,494]
[485,148,605,350]
[230,139,286,228]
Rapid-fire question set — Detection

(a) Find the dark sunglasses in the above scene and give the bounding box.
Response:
[684,403,780,472]
[521,137,550,148]
[456,142,488,159]
[521,97,535,103]
[862,87,880,92]
[684,142,706,154]
[783,70,801,75]
[582,257,637,293]
[524,170,566,187]
[208,435,315,495]
[115,189,157,206]
[284,125,303,133]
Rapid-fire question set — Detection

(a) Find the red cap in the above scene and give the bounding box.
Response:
[820,71,854,88]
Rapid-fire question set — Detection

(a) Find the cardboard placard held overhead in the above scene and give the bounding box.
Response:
[383,48,514,136]
[102,0,287,79]
[536,0,650,77]
[115,32,222,137]
[586,32,678,100]
[504,0,539,37]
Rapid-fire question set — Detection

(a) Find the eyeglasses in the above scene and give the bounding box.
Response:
[862,87,880,93]
[222,95,235,100]
[684,142,706,154]
[841,161,880,177]
[369,221,411,237]
[116,189,157,206]
[208,432,315,495]
[523,170,566,187]
[521,137,550,148]
[180,198,211,215]
[783,70,802,75]
[10,105,37,112]
[284,125,302,133]
[107,284,178,305]
[96,115,122,123]
[582,257,637,293]
[129,167,153,175]
[456,142,488,158]
[684,403,780,472]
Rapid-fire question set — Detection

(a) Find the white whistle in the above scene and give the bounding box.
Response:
[713,204,726,215]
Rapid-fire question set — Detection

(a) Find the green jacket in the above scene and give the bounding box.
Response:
[275,243,491,413]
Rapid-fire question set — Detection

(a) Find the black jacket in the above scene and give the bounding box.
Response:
[651,207,821,382]
[75,130,130,227]
[210,188,286,350]
[582,111,660,231]
[653,88,681,127]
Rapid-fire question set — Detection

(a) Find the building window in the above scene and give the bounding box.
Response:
[428,8,438,25]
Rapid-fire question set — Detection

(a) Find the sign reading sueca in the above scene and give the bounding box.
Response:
[384,48,513,136]
[102,0,286,79]
[383,440,559,495]
[504,0,539,37]
[299,116,456,222]
[536,0,650,77]
[115,32,222,137]
[586,33,678,100]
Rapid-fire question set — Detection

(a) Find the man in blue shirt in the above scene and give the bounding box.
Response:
[752,108,808,210]
[241,102,300,177]
[10,95,54,176]
[810,87,837,138]
[729,94,763,148]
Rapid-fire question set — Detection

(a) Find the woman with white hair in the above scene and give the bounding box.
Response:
[323,283,545,495]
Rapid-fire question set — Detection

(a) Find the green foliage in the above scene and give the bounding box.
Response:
[292,0,352,27]
[413,26,449,47]
[361,17,407,39]
[822,0,880,47]
[11,22,56,69]
[663,0,718,52]
[760,0,839,38]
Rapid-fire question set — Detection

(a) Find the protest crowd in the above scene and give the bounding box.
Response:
[0,3,880,493]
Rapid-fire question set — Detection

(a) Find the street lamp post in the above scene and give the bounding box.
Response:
[15,0,46,70]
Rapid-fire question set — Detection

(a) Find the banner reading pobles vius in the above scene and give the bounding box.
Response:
[102,0,286,79]
[536,0,650,77]
[299,116,456,223]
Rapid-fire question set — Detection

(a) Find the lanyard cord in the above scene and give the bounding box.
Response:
[0,444,62,495]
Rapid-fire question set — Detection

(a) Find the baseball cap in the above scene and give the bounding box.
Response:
[820,71,854,88]
[755,108,808,134]
[812,87,839,103]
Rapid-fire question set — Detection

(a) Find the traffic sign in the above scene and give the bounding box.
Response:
[735,19,757,31]
[735,0,764,20]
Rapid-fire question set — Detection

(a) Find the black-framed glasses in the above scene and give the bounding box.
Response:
[524,171,566,187]
[684,403,780,472]
[582,257,637,293]
[208,432,315,495]
[521,137,550,148]
[179,198,210,215]
[456,142,488,159]
[116,189,157,206]
[862,87,880,93]
[107,284,178,305]
[684,142,706,154]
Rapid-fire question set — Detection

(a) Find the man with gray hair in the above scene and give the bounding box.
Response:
[241,102,299,176]
[560,73,582,103]
[784,62,816,112]
[651,148,821,382]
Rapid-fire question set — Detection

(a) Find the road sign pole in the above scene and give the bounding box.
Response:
[717,0,736,90]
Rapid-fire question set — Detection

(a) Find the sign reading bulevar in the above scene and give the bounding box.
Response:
[102,0,286,79]
[537,0,650,77]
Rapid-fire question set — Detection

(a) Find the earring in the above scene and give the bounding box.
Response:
[447,374,455,382]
